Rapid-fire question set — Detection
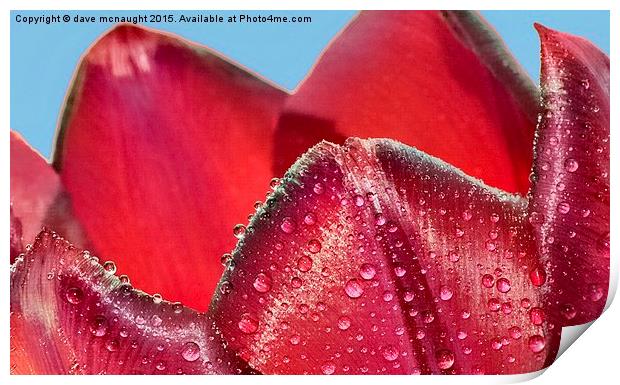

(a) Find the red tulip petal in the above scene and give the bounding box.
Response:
[10,230,256,374]
[529,25,610,326]
[10,207,24,261]
[53,24,287,310]
[10,131,89,261]
[281,11,538,193]
[210,139,559,374]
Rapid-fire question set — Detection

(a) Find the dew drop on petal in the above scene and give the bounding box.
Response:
[337,316,351,330]
[354,195,365,207]
[509,326,522,339]
[238,313,259,334]
[496,278,511,293]
[564,158,579,172]
[529,267,547,287]
[303,212,317,225]
[65,287,83,304]
[233,224,246,239]
[344,279,364,298]
[307,239,322,254]
[528,335,546,353]
[382,345,399,362]
[297,256,313,272]
[103,261,116,274]
[482,274,494,288]
[181,342,201,362]
[313,183,324,194]
[375,213,387,226]
[359,263,376,280]
[280,217,296,234]
[436,349,455,370]
[561,304,577,320]
[529,307,545,325]
[439,285,453,301]
[321,361,336,375]
[253,272,273,293]
[90,315,108,337]
[557,202,571,214]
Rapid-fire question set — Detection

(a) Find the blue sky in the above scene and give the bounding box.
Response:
[10,10,610,159]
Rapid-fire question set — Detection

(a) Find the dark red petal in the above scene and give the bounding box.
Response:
[210,139,559,374]
[10,207,24,260]
[10,131,89,261]
[10,230,255,374]
[53,24,287,310]
[529,25,610,326]
[280,11,537,193]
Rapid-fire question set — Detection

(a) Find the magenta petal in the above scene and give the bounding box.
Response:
[529,25,610,325]
[10,230,256,374]
[210,139,559,374]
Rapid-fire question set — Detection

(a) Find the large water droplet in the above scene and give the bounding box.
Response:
[529,267,546,286]
[529,307,545,325]
[436,349,455,370]
[382,345,399,361]
[561,303,577,320]
[233,224,246,239]
[303,212,317,226]
[297,256,313,272]
[307,239,322,254]
[238,313,259,334]
[557,202,570,214]
[439,285,453,301]
[321,361,336,375]
[103,261,116,274]
[65,287,83,304]
[344,279,364,298]
[481,274,494,288]
[253,272,273,293]
[564,158,579,172]
[528,335,545,353]
[496,278,511,293]
[280,217,296,234]
[181,342,201,362]
[90,315,109,337]
[359,263,376,280]
[337,316,351,330]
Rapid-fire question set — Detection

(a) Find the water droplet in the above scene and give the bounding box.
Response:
[291,277,302,288]
[529,307,545,325]
[462,210,473,221]
[181,342,200,362]
[496,278,511,293]
[561,304,577,320]
[289,334,300,345]
[238,313,259,334]
[529,267,546,286]
[307,239,322,254]
[382,345,399,361]
[119,275,130,284]
[303,212,316,225]
[375,213,387,226]
[344,279,364,298]
[151,315,162,327]
[564,158,579,172]
[321,361,336,375]
[359,263,376,280]
[101,339,119,356]
[439,285,453,301]
[485,240,497,251]
[337,316,351,330]
[482,274,494,288]
[488,298,501,312]
[528,335,545,353]
[65,287,83,304]
[436,349,455,370]
[449,251,460,263]
[491,338,502,350]
[490,213,500,223]
[557,202,570,214]
[509,326,522,339]
[103,261,116,274]
[269,177,280,190]
[233,224,246,239]
[219,281,233,295]
[280,217,296,234]
[313,183,324,195]
[156,361,166,371]
[297,256,313,272]
[90,315,108,337]
[152,293,162,304]
[353,195,365,207]
[589,284,604,302]
[394,265,407,277]
[253,272,273,293]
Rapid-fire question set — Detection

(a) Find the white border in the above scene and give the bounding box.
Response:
[2,1,617,384]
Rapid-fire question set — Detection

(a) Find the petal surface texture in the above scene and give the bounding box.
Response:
[10,230,255,374]
[53,24,287,310]
[529,25,610,325]
[281,11,538,194]
[210,139,560,374]
[10,131,88,261]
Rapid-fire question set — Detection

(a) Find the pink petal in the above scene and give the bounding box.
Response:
[529,25,610,325]
[280,11,538,193]
[53,24,286,310]
[10,230,256,374]
[10,131,89,259]
[210,139,559,374]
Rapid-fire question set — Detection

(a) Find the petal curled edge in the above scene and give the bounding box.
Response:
[10,207,23,261]
[279,11,537,194]
[53,24,287,311]
[10,230,256,374]
[210,139,559,375]
[529,25,610,326]
[10,131,89,261]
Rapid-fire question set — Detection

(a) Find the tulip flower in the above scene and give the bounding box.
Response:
[10,11,609,375]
